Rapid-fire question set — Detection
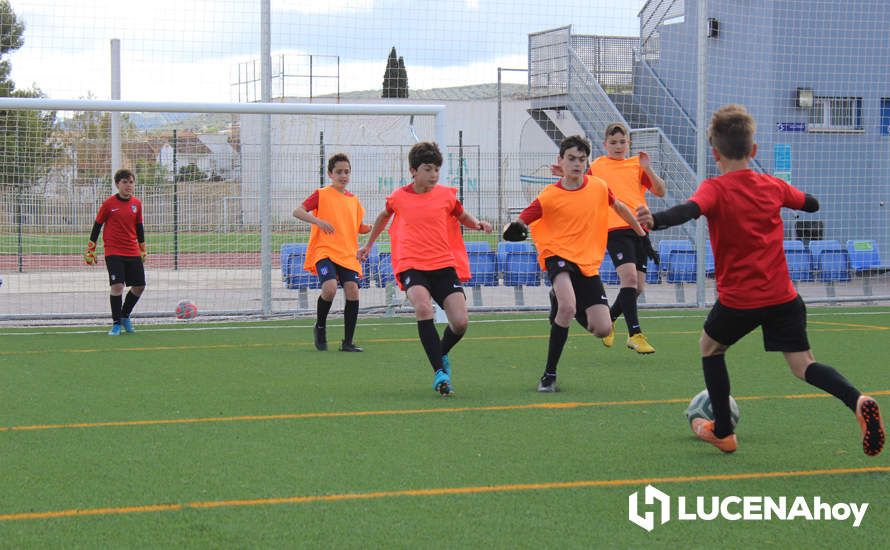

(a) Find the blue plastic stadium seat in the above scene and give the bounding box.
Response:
[811,240,851,282]
[657,239,696,283]
[280,243,308,280]
[809,240,851,282]
[466,251,499,287]
[705,241,715,278]
[599,253,619,285]
[358,243,379,289]
[846,239,890,274]
[376,252,396,287]
[497,241,535,276]
[645,258,661,284]
[503,251,541,286]
[784,240,814,282]
[284,254,321,290]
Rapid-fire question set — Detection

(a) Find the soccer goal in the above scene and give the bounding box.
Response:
[0,97,451,320]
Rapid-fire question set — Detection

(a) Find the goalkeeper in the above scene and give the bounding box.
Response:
[84,168,147,336]
[504,135,644,393]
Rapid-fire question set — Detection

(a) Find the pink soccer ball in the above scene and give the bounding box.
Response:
[175,300,198,320]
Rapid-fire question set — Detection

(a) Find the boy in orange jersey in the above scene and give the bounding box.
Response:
[505,135,645,392]
[590,123,665,354]
[638,104,883,456]
[359,142,492,396]
[294,153,371,352]
[83,168,147,336]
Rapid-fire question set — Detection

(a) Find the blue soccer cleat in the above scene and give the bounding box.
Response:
[441,354,451,376]
[433,369,453,396]
[120,317,135,333]
[108,323,121,336]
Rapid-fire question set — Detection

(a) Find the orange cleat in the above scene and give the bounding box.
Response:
[855,395,885,457]
[691,418,738,453]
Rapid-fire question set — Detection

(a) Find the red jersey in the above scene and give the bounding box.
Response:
[95,194,143,256]
[689,169,806,309]
[385,184,470,285]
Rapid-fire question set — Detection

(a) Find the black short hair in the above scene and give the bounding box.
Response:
[327,153,351,174]
[114,168,135,183]
[408,141,443,170]
[559,135,591,158]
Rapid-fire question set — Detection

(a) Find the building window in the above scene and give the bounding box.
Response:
[807,96,863,132]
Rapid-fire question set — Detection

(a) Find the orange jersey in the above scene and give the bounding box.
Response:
[303,186,365,275]
[385,184,470,283]
[587,156,652,231]
[527,176,614,276]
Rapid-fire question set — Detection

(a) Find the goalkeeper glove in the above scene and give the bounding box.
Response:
[502,221,528,242]
[139,242,147,262]
[642,234,660,266]
[83,241,97,265]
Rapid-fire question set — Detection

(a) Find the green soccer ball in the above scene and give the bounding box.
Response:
[685,389,740,427]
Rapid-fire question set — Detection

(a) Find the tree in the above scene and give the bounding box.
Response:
[382,47,409,98]
[62,99,139,187]
[0,1,61,189]
[176,162,207,183]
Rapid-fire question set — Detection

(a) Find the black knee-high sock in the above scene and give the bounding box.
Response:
[545,323,570,376]
[618,287,641,336]
[343,299,359,344]
[417,319,444,372]
[316,296,333,328]
[110,294,123,323]
[702,355,734,438]
[441,325,463,356]
[804,362,861,412]
[609,297,622,323]
[120,290,141,318]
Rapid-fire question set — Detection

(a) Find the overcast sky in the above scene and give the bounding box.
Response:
[10,0,646,103]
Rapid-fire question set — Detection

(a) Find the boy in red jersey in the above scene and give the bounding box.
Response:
[589,123,665,354]
[638,104,884,456]
[83,169,146,336]
[293,153,371,352]
[506,135,646,392]
[359,142,492,396]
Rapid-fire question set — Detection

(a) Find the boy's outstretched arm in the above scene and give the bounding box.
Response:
[800,194,819,213]
[612,199,647,236]
[457,211,493,233]
[636,201,702,230]
[358,209,393,260]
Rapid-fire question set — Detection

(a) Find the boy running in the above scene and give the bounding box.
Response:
[504,135,645,392]
[637,104,884,455]
[359,142,492,396]
[293,153,371,352]
[84,168,146,336]
[589,123,665,354]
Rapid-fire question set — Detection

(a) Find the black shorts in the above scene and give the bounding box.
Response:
[315,258,360,286]
[544,256,609,310]
[607,229,648,272]
[704,295,810,352]
[105,255,146,287]
[398,267,465,308]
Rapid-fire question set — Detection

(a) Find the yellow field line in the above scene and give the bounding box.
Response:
[2,465,888,522]
[3,390,888,433]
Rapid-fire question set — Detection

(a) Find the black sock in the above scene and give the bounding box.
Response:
[343,299,359,344]
[417,319,444,372]
[702,355,734,438]
[441,325,464,357]
[618,287,641,336]
[110,294,123,323]
[804,362,861,412]
[609,297,622,323]
[316,296,333,328]
[120,290,141,318]
[545,323,570,376]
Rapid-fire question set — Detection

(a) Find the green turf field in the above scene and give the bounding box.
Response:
[1,308,887,548]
